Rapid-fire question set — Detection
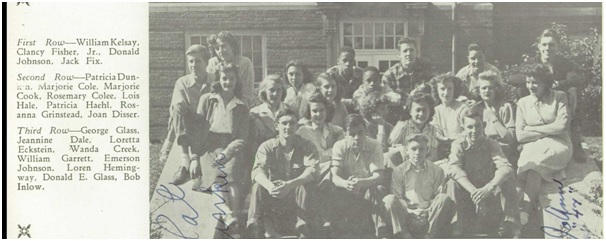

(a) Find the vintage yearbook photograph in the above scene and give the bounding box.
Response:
[148,2,603,239]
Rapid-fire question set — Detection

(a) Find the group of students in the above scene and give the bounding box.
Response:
[158,29,585,238]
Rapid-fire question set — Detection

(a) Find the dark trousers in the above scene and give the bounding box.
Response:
[320,185,387,238]
[383,193,455,238]
[161,102,200,152]
[247,183,313,235]
[446,178,520,234]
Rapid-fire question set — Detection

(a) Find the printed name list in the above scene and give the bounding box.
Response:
[13,37,145,191]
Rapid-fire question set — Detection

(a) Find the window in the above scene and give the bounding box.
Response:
[189,34,265,83]
[342,21,407,50]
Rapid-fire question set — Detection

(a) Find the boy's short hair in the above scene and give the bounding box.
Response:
[302,89,335,123]
[345,114,366,132]
[339,46,356,57]
[467,43,484,54]
[404,134,429,146]
[363,66,380,77]
[258,74,287,103]
[275,108,299,123]
[462,108,483,123]
[430,73,464,104]
[185,44,211,62]
[538,28,561,44]
[211,63,243,97]
[397,37,417,51]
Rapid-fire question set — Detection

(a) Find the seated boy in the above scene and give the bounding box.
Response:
[248,109,319,238]
[446,111,520,238]
[321,114,387,238]
[352,66,401,111]
[383,134,455,238]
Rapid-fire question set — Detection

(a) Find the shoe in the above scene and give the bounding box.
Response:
[170,166,189,185]
[248,222,265,239]
[499,221,521,238]
[296,224,310,239]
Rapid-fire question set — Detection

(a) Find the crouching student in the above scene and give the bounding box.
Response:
[383,134,455,238]
[446,111,520,238]
[247,108,319,239]
[322,114,388,238]
[352,66,401,112]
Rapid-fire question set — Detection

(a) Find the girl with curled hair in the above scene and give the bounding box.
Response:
[430,73,470,141]
[194,62,250,236]
[250,74,290,146]
[515,63,572,227]
[206,31,255,106]
[283,59,315,113]
[303,71,348,128]
[470,71,519,167]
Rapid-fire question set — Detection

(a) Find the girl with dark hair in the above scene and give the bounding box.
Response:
[207,31,255,106]
[283,59,315,112]
[515,63,572,227]
[430,74,470,141]
[296,90,345,164]
[193,63,250,236]
[388,91,445,166]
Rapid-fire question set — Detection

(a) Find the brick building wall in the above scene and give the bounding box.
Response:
[149,4,328,141]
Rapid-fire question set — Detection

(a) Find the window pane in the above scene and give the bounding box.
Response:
[354,23,363,35]
[363,23,373,36]
[252,51,262,66]
[343,37,352,47]
[364,37,373,49]
[396,23,404,35]
[357,61,368,68]
[242,50,252,60]
[375,37,384,49]
[191,36,201,45]
[375,23,383,36]
[343,23,353,35]
[254,67,263,82]
[241,36,252,52]
[385,37,395,50]
[354,37,363,49]
[253,36,262,50]
[385,23,394,35]
[379,61,390,72]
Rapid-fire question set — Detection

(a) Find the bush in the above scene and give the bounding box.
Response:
[501,23,602,136]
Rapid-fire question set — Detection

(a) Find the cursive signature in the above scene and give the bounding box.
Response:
[541,178,585,239]
[155,184,200,239]
[210,153,233,238]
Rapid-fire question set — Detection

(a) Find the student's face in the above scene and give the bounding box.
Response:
[265,82,283,105]
[462,116,483,142]
[468,50,484,73]
[437,81,455,104]
[319,78,337,102]
[526,76,548,99]
[309,102,327,124]
[409,101,430,125]
[398,43,416,67]
[402,140,428,164]
[219,71,237,94]
[287,66,304,88]
[346,125,366,150]
[478,79,496,101]
[538,36,558,60]
[275,115,298,138]
[187,53,207,79]
[363,71,381,90]
[338,52,355,76]
[214,38,235,62]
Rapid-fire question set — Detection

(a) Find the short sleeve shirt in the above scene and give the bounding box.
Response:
[331,137,385,178]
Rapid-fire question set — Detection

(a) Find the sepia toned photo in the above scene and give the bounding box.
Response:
[148,2,603,239]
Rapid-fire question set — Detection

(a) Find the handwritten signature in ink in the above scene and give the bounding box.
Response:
[154,184,200,239]
[210,153,233,238]
[541,178,588,239]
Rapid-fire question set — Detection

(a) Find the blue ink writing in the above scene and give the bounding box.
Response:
[155,184,200,239]
[541,178,585,239]
[210,153,233,238]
